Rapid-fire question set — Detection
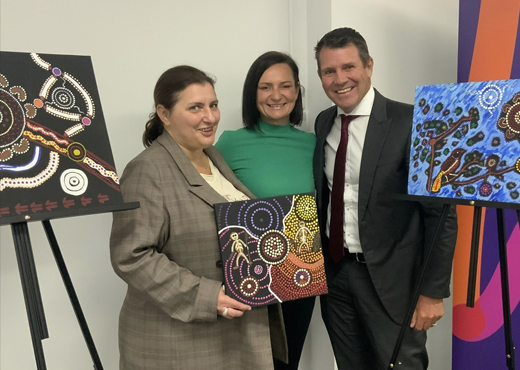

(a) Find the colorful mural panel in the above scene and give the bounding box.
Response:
[409,79,520,204]
[214,194,327,306]
[454,0,520,368]
[0,52,123,225]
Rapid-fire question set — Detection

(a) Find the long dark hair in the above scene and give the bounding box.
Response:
[143,65,215,147]
[242,51,303,129]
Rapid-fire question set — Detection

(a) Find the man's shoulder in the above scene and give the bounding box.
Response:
[386,97,413,112]
[376,91,413,117]
[317,105,337,119]
[314,105,337,128]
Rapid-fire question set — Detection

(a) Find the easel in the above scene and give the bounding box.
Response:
[387,195,517,370]
[5,202,138,370]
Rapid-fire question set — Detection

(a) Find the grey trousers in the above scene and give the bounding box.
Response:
[321,257,428,370]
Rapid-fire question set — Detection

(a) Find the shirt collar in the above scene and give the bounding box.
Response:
[336,86,375,118]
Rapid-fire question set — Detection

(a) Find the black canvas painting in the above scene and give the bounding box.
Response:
[214,193,327,306]
[0,51,123,225]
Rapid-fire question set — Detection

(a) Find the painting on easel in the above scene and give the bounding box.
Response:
[0,51,123,225]
[408,79,520,204]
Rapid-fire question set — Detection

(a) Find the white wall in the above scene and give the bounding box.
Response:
[0,1,290,369]
[0,1,458,370]
[289,2,337,370]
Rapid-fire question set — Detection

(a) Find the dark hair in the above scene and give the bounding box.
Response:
[242,51,303,129]
[142,65,215,147]
[314,27,371,70]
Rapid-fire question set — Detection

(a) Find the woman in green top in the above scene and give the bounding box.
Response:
[216,51,316,370]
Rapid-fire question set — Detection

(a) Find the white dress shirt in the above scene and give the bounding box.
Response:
[324,87,375,254]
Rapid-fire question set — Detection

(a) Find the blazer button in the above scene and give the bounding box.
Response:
[216,260,223,268]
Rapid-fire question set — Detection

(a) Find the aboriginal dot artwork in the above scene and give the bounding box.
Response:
[0,52,123,225]
[215,194,328,306]
[409,79,520,204]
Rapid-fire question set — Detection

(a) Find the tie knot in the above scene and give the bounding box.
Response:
[340,114,359,126]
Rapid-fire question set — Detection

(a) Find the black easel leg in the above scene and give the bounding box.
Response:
[496,209,516,370]
[41,220,104,370]
[467,206,482,307]
[11,222,48,370]
[387,204,451,370]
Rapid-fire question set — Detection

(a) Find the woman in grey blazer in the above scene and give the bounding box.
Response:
[110,65,287,370]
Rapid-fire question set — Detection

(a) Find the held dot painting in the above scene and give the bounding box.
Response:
[408,79,520,203]
[214,193,328,306]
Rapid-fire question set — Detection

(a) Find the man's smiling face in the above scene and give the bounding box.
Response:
[318,43,373,113]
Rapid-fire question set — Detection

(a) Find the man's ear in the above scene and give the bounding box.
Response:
[366,57,374,78]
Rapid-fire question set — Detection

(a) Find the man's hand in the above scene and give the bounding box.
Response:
[410,295,444,330]
[217,287,251,319]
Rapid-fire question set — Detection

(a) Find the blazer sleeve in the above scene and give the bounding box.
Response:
[404,129,458,299]
[419,200,458,298]
[110,156,222,323]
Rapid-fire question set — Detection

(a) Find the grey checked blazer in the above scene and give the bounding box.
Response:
[110,132,287,370]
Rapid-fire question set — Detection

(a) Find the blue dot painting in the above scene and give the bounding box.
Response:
[408,79,520,203]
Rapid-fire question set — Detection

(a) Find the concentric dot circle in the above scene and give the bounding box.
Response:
[257,230,289,265]
[240,200,284,238]
[67,142,87,162]
[51,87,75,109]
[505,102,520,134]
[0,88,26,148]
[239,276,259,297]
[293,268,311,287]
[294,195,317,221]
[254,264,264,275]
[479,84,502,110]
[60,168,88,195]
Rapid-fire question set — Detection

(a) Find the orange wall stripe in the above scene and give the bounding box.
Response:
[453,0,520,307]
[468,0,520,82]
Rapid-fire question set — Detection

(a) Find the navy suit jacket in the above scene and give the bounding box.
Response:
[313,89,458,323]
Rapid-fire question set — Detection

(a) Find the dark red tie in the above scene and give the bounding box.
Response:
[329,114,359,263]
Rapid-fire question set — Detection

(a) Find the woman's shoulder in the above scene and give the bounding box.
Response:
[216,127,255,149]
[288,127,316,142]
[218,127,252,139]
[123,141,170,175]
[130,140,166,161]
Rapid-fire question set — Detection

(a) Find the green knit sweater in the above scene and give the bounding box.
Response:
[215,120,316,198]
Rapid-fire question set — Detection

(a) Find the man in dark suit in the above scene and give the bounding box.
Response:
[313,27,458,370]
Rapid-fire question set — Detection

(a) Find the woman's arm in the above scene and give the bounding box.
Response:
[110,156,223,323]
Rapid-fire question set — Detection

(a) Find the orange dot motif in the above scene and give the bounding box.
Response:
[268,194,327,301]
[284,195,321,263]
[33,98,44,108]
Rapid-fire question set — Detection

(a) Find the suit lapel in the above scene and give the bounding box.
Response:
[358,90,392,223]
[314,106,337,204]
[205,146,255,199]
[156,133,230,206]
